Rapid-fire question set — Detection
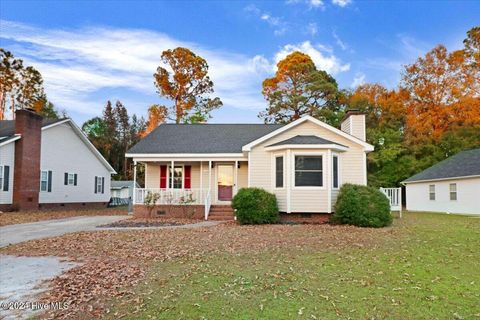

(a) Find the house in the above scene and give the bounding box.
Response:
[0,108,116,211]
[126,111,374,220]
[110,180,139,206]
[403,148,480,215]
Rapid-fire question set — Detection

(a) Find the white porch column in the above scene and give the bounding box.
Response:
[133,160,137,205]
[327,150,332,213]
[200,161,203,201]
[170,160,174,189]
[208,160,212,193]
[234,160,238,195]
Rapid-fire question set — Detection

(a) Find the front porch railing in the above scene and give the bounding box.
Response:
[204,189,212,220]
[134,188,210,206]
[379,187,402,218]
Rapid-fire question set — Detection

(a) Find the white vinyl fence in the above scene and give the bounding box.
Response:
[380,187,402,218]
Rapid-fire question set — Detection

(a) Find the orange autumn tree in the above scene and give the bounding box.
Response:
[153,47,222,124]
[260,51,341,125]
[401,27,480,144]
[142,104,168,137]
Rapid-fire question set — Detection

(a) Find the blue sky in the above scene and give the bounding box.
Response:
[1,0,478,124]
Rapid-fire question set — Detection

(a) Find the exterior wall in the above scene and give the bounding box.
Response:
[0,142,15,205]
[39,123,111,204]
[144,161,248,205]
[249,120,367,213]
[405,177,480,215]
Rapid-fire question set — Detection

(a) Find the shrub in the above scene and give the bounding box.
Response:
[331,184,392,228]
[232,188,279,225]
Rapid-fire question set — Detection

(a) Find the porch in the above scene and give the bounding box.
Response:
[133,159,248,219]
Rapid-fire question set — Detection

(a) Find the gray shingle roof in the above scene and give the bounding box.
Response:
[0,119,66,137]
[127,124,284,154]
[266,135,347,148]
[403,148,480,183]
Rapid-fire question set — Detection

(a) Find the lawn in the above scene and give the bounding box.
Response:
[2,212,479,319]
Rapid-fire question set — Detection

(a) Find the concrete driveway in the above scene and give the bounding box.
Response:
[0,215,128,248]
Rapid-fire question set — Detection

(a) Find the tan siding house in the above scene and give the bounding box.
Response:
[126,111,374,219]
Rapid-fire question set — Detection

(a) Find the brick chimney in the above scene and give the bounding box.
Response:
[13,108,43,210]
[340,109,366,141]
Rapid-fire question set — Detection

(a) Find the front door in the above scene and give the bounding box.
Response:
[217,164,234,202]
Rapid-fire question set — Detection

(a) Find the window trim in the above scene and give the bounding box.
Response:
[429,184,435,201]
[0,166,3,192]
[292,151,326,190]
[449,183,457,201]
[96,176,103,194]
[332,153,340,190]
[168,164,184,189]
[273,153,285,190]
[40,170,50,192]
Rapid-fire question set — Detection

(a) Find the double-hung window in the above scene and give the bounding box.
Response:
[169,166,183,189]
[294,155,323,187]
[332,155,339,189]
[0,166,3,191]
[40,171,48,191]
[449,183,457,200]
[429,184,435,200]
[275,156,284,188]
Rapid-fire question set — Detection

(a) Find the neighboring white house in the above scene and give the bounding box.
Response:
[403,148,480,215]
[126,111,374,219]
[111,181,139,199]
[0,109,116,211]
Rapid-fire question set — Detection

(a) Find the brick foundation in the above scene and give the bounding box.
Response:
[134,205,205,219]
[280,213,331,224]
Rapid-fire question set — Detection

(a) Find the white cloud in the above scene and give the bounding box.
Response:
[244,5,288,36]
[286,0,325,10]
[351,73,366,88]
[309,0,325,8]
[332,0,352,7]
[306,22,318,36]
[274,41,350,74]
[332,30,348,51]
[0,20,272,121]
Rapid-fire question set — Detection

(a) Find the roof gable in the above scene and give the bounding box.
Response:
[242,116,374,152]
[403,148,480,183]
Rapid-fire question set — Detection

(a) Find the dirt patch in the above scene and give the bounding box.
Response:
[98,217,203,228]
[0,208,128,227]
[0,223,394,319]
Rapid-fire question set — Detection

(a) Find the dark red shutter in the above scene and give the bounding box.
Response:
[160,165,167,188]
[184,165,191,189]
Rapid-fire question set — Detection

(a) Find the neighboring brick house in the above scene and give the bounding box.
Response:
[0,109,116,211]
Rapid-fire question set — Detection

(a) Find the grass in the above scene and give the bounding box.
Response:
[108,212,480,320]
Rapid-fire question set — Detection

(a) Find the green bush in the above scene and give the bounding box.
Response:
[331,184,392,228]
[232,188,279,225]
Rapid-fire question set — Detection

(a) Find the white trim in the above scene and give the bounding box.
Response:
[271,152,286,190]
[129,157,246,162]
[41,119,70,130]
[126,153,245,158]
[247,152,251,187]
[286,149,292,213]
[39,169,51,192]
[265,144,348,152]
[234,160,238,196]
[327,149,332,213]
[402,175,480,184]
[291,151,326,190]
[363,152,367,185]
[200,161,203,191]
[242,115,374,152]
[331,153,341,190]
[0,134,21,147]
[133,160,137,204]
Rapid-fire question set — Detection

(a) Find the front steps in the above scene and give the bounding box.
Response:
[208,205,235,221]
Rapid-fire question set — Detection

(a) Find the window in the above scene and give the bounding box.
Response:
[68,173,75,185]
[0,166,3,191]
[450,183,457,201]
[40,171,48,191]
[169,166,183,189]
[96,177,103,193]
[332,155,339,189]
[295,155,323,187]
[275,156,284,188]
[429,184,435,200]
